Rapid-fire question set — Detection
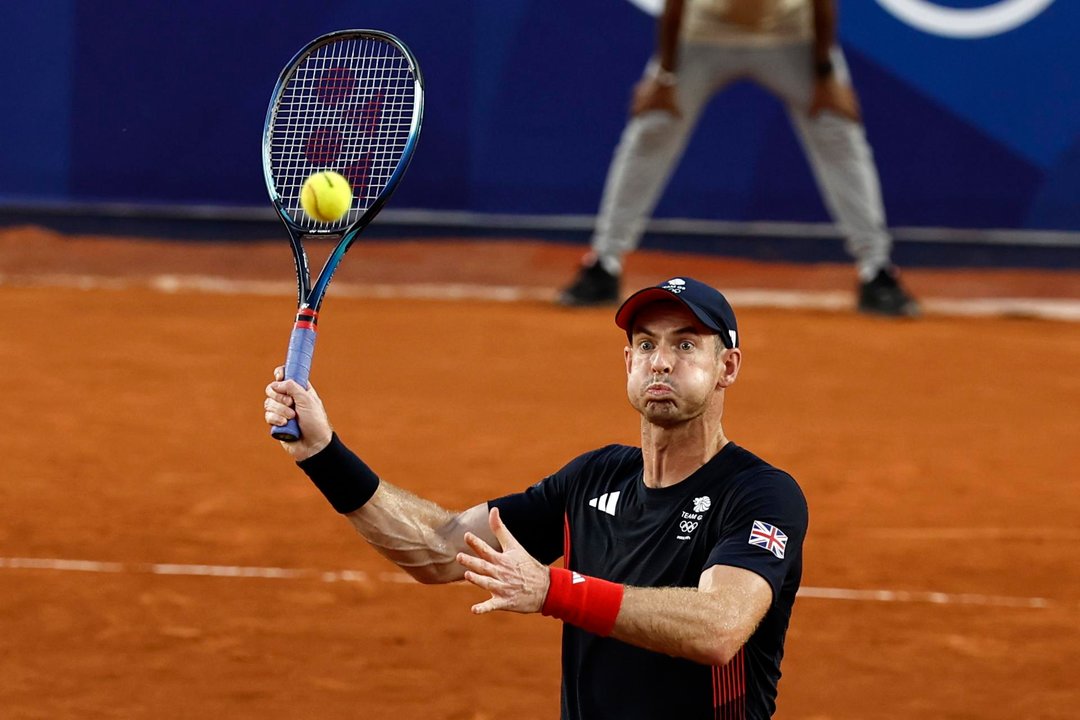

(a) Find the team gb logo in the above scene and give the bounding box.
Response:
[693,496,711,513]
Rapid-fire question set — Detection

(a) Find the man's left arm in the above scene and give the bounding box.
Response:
[809,0,861,122]
[811,0,837,74]
[610,565,771,665]
[457,511,774,666]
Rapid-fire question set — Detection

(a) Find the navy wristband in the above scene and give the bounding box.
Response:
[296,433,380,514]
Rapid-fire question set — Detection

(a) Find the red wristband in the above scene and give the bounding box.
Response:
[541,567,624,637]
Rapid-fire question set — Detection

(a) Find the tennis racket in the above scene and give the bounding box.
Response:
[264,30,424,441]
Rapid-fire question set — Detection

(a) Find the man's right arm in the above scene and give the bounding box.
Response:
[345,486,495,584]
[264,370,498,584]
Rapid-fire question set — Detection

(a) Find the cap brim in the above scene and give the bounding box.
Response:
[615,287,725,335]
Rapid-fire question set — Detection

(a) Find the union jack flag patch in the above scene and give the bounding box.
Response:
[748,520,788,559]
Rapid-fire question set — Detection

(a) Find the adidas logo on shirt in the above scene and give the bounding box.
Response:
[588,491,621,516]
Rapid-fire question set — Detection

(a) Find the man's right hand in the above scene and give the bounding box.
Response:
[631,77,681,118]
[264,366,334,461]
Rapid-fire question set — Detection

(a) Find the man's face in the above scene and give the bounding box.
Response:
[623,301,728,427]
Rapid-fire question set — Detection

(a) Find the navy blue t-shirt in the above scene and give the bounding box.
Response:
[489,442,807,720]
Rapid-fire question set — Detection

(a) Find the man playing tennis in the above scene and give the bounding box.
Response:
[264,277,808,719]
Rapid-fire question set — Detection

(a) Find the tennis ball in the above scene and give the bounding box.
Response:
[300,171,352,223]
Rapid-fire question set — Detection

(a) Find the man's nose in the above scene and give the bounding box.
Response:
[649,345,674,373]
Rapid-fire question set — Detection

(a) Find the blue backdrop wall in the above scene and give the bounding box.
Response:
[1,0,1076,231]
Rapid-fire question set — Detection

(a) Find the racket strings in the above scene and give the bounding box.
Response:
[268,35,419,231]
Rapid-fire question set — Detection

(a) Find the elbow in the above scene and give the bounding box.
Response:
[405,567,442,585]
[691,635,746,667]
[713,640,745,667]
[400,559,464,585]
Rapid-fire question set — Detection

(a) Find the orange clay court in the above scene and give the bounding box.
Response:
[1,226,1078,719]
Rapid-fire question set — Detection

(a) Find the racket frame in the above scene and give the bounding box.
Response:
[263,29,424,441]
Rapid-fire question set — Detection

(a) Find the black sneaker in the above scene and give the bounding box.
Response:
[858,268,920,317]
[557,257,620,307]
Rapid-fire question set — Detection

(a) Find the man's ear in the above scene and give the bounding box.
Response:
[718,348,741,388]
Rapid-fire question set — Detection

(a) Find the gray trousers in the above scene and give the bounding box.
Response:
[592,41,893,279]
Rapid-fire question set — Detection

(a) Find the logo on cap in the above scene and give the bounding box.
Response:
[662,278,687,293]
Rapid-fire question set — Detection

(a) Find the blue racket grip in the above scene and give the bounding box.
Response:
[271,319,318,442]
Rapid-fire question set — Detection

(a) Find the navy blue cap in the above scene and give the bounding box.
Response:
[615,277,739,349]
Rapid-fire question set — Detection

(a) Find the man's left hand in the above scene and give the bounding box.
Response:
[458,507,550,615]
[809,77,861,123]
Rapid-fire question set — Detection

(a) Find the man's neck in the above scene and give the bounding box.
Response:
[640,417,728,489]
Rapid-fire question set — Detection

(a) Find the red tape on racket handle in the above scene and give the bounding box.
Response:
[271,313,318,442]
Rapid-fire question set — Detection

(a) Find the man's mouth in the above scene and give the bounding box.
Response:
[645,383,674,396]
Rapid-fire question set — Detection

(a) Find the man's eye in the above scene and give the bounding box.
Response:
[638,341,654,351]
[679,341,695,351]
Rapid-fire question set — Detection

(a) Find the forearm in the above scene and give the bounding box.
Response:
[296,433,487,584]
[345,483,479,584]
[656,0,685,71]
[810,0,837,65]
[538,565,770,666]
[609,585,754,666]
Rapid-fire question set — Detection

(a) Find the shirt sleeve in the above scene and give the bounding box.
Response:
[705,471,808,600]
[487,456,583,566]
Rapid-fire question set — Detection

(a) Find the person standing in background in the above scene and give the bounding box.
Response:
[559,0,919,317]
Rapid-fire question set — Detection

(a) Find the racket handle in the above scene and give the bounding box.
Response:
[272,311,318,442]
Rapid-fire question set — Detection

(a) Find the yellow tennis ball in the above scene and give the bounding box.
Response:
[300,171,352,223]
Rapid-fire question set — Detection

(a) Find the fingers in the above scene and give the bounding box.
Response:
[462,531,501,563]
[470,598,502,615]
[264,378,298,427]
[272,380,324,418]
[264,373,313,430]
[270,378,306,396]
[457,522,547,616]
[460,563,511,616]
[264,386,292,423]
[457,551,505,615]
[263,368,334,457]
[265,378,316,417]
[456,549,495,574]
[457,541,515,609]
[263,395,294,423]
[264,370,333,451]
[487,507,518,551]
[461,569,502,593]
[265,383,295,407]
